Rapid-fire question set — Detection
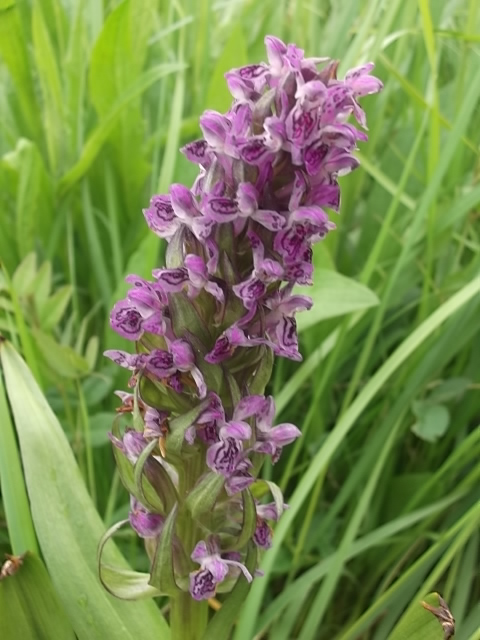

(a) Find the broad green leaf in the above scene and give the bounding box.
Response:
[32,328,90,379]
[84,412,114,447]
[89,0,156,116]
[0,371,37,555]
[295,270,379,333]
[205,24,248,113]
[428,377,471,403]
[32,260,52,310]
[59,62,186,195]
[10,140,53,258]
[411,402,450,443]
[39,284,73,330]
[0,552,75,639]
[88,0,156,210]
[389,592,450,640]
[11,252,37,296]
[0,342,170,640]
[0,0,41,138]
[85,335,99,370]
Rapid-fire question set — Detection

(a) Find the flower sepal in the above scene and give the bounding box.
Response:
[218,489,257,551]
[185,473,226,519]
[167,396,215,454]
[148,506,182,596]
[110,419,165,514]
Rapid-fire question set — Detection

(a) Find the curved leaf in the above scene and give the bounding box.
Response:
[97,519,161,601]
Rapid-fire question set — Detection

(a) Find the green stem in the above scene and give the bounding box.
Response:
[170,451,209,639]
[170,592,208,640]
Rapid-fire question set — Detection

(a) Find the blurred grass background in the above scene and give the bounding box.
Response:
[0,0,479,638]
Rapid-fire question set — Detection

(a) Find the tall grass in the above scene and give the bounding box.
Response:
[0,0,479,638]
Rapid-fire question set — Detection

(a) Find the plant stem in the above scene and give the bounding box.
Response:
[170,454,209,639]
[170,592,208,640]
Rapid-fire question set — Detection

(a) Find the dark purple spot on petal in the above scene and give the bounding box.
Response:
[190,569,216,601]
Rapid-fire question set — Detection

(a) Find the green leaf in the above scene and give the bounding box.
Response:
[0,552,75,639]
[296,269,379,333]
[234,276,480,640]
[31,260,52,310]
[226,490,256,551]
[134,438,165,511]
[89,0,155,116]
[0,1,41,139]
[110,419,165,513]
[428,377,471,403]
[98,519,161,600]
[411,402,450,443]
[168,292,212,346]
[39,285,73,330]
[85,412,114,448]
[12,140,53,258]
[389,592,449,640]
[85,335,99,371]
[168,398,211,454]
[32,2,64,173]
[88,0,157,209]
[247,347,274,396]
[0,371,37,555]
[32,328,90,379]
[11,253,37,296]
[149,505,180,596]
[59,62,186,196]
[185,473,225,519]
[201,544,257,640]
[205,24,248,113]
[0,342,170,640]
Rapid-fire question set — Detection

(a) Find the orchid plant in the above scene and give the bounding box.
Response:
[103,35,382,639]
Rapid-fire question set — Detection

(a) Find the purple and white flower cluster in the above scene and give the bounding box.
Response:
[105,36,381,601]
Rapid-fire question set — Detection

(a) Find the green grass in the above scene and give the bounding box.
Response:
[0,0,479,639]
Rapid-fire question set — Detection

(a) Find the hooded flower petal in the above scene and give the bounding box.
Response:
[143,195,179,239]
[206,437,243,476]
[110,299,144,340]
[190,569,216,600]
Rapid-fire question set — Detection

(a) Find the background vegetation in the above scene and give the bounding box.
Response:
[0,0,479,638]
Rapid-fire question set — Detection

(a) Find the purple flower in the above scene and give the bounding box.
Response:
[254,397,301,462]
[189,538,252,600]
[205,326,269,364]
[109,299,144,340]
[169,339,207,398]
[105,34,381,602]
[143,406,169,438]
[143,194,179,240]
[108,428,147,464]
